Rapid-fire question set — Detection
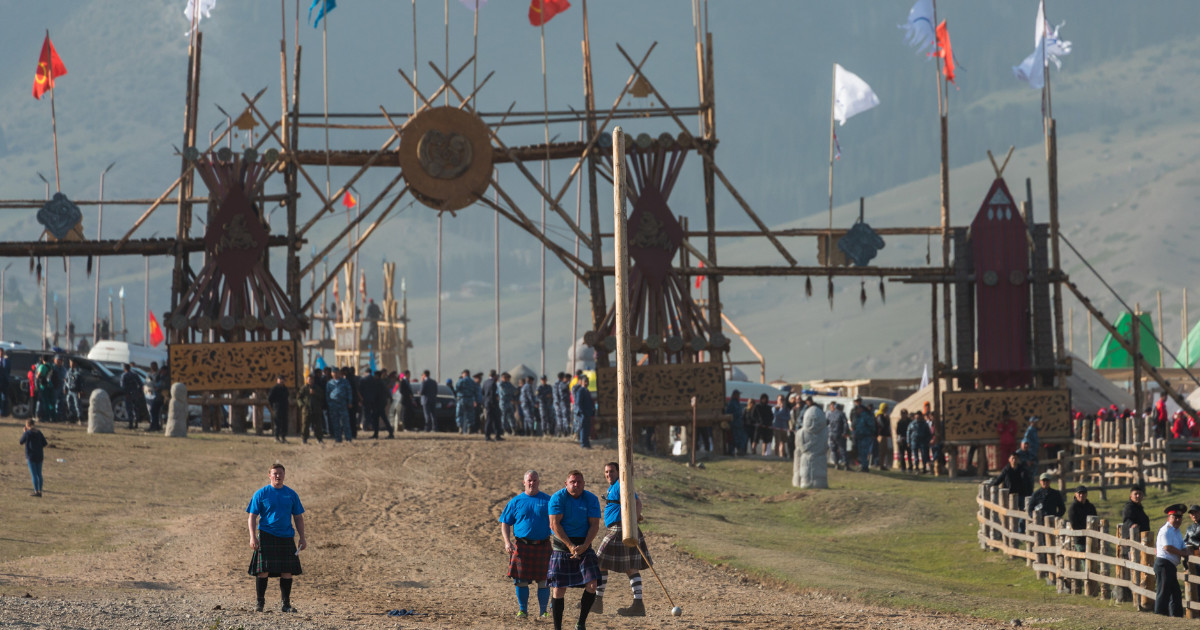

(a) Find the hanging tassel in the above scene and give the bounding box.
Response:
[29,256,35,275]
[879,278,886,304]
[926,234,932,264]
[805,276,813,298]
[36,260,42,286]
[827,277,834,310]
[860,280,867,307]
[86,256,93,277]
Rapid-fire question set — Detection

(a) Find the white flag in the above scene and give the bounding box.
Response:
[899,0,936,54]
[833,64,880,126]
[1012,1,1072,89]
[184,0,217,34]
[920,363,930,390]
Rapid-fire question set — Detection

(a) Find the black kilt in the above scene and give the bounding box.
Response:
[596,525,651,573]
[507,538,551,582]
[247,531,303,577]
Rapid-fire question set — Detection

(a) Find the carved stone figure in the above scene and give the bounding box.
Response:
[793,402,829,489]
[88,389,114,434]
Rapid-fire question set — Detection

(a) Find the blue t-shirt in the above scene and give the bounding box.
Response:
[246,484,305,538]
[548,487,601,538]
[499,491,552,540]
[603,481,639,528]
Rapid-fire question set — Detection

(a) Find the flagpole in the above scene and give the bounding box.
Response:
[1042,0,1065,377]
[539,0,550,378]
[47,30,62,194]
[826,63,836,266]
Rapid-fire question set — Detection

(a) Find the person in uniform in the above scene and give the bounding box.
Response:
[246,463,307,613]
[296,373,324,444]
[325,369,352,442]
[850,397,876,472]
[594,462,652,617]
[1155,503,1188,616]
[419,370,439,432]
[499,373,519,435]
[894,409,912,471]
[452,369,479,435]
[907,410,932,474]
[826,402,847,469]
[267,375,290,444]
[573,376,595,449]
[537,376,555,437]
[724,390,746,456]
[499,470,553,619]
[553,373,571,437]
[480,371,504,441]
[521,376,541,436]
[547,470,601,630]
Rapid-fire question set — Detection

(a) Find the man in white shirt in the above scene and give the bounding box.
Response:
[1155,503,1188,617]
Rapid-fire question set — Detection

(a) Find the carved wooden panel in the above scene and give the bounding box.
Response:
[943,389,1071,442]
[596,363,724,415]
[169,340,299,392]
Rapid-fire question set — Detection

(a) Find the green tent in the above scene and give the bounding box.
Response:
[1174,319,1200,368]
[1092,312,1161,369]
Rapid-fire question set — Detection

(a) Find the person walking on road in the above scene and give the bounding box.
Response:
[19,419,48,497]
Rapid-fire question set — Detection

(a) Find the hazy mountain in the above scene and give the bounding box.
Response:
[0,1,1197,381]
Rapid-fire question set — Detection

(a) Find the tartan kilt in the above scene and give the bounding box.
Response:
[247,531,303,577]
[597,526,651,573]
[546,548,601,588]
[507,539,551,582]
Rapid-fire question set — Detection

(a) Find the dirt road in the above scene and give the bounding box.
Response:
[0,422,1006,629]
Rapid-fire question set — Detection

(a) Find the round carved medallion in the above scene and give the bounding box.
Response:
[397,106,493,211]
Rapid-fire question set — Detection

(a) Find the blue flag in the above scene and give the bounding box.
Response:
[314,355,327,370]
[368,351,377,373]
[309,0,336,28]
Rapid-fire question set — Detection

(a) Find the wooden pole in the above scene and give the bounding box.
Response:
[581,0,609,368]
[1088,314,1093,365]
[1068,307,1074,354]
[1132,308,1143,420]
[1157,290,1165,368]
[827,63,836,260]
[48,31,62,194]
[1185,288,1190,368]
[613,128,638,547]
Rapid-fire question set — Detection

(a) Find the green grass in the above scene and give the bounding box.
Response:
[636,455,1200,629]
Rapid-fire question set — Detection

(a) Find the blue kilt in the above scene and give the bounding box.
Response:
[546,548,600,588]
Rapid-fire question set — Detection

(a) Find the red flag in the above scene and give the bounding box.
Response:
[148,310,165,347]
[528,0,570,26]
[33,34,68,100]
[933,20,956,86]
[341,191,357,208]
[695,261,705,290]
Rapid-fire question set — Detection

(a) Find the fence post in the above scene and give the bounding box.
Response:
[1035,510,1046,580]
[1188,558,1199,619]
[1055,516,1067,594]
[1098,452,1108,501]
[1162,437,1173,492]
[1085,515,1099,597]
[1098,518,1112,600]
[1057,450,1067,493]
[1114,523,1130,603]
[1141,530,1155,612]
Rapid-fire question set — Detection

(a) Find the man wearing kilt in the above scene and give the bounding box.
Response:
[547,470,602,630]
[595,462,652,617]
[498,470,553,619]
[246,463,307,613]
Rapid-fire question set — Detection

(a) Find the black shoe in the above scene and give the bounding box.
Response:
[255,601,264,612]
[281,604,297,613]
[386,434,394,439]
[485,438,494,442]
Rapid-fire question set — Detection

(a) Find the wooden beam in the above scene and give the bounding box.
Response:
[595,265,950,277]
[0,236,292,258]
[615,44,797,267]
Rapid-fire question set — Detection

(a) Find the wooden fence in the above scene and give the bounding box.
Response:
[977,483,1200,616]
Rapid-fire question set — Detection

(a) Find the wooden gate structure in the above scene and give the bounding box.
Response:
[2,3,1198,440]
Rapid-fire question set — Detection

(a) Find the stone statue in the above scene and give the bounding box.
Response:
[793,400,829,489]
[88,389,114,434]
[165,382,189,437]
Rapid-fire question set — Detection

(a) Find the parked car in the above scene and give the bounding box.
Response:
[87,341,167,371]
[390,381,457,431]
[7,350,134,423]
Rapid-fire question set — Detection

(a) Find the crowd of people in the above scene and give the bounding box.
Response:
[283,366,599,447]
[721,391,954,474]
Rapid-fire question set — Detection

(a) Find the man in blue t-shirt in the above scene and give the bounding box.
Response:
[246,463,307,613]
[499,470,553,619]
[595,461,653,617]
[547,470,601,630]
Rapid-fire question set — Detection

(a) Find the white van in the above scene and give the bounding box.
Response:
[87,341,168,370]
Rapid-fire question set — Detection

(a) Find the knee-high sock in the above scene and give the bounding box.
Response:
[629,573,643,599]
[515,584,530,612]
[595,571,608,597]
[579,590,596,626]
[552,597,564,630]
[255,577,268,603]
[280,577,293,605]
[537,586,550,613]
